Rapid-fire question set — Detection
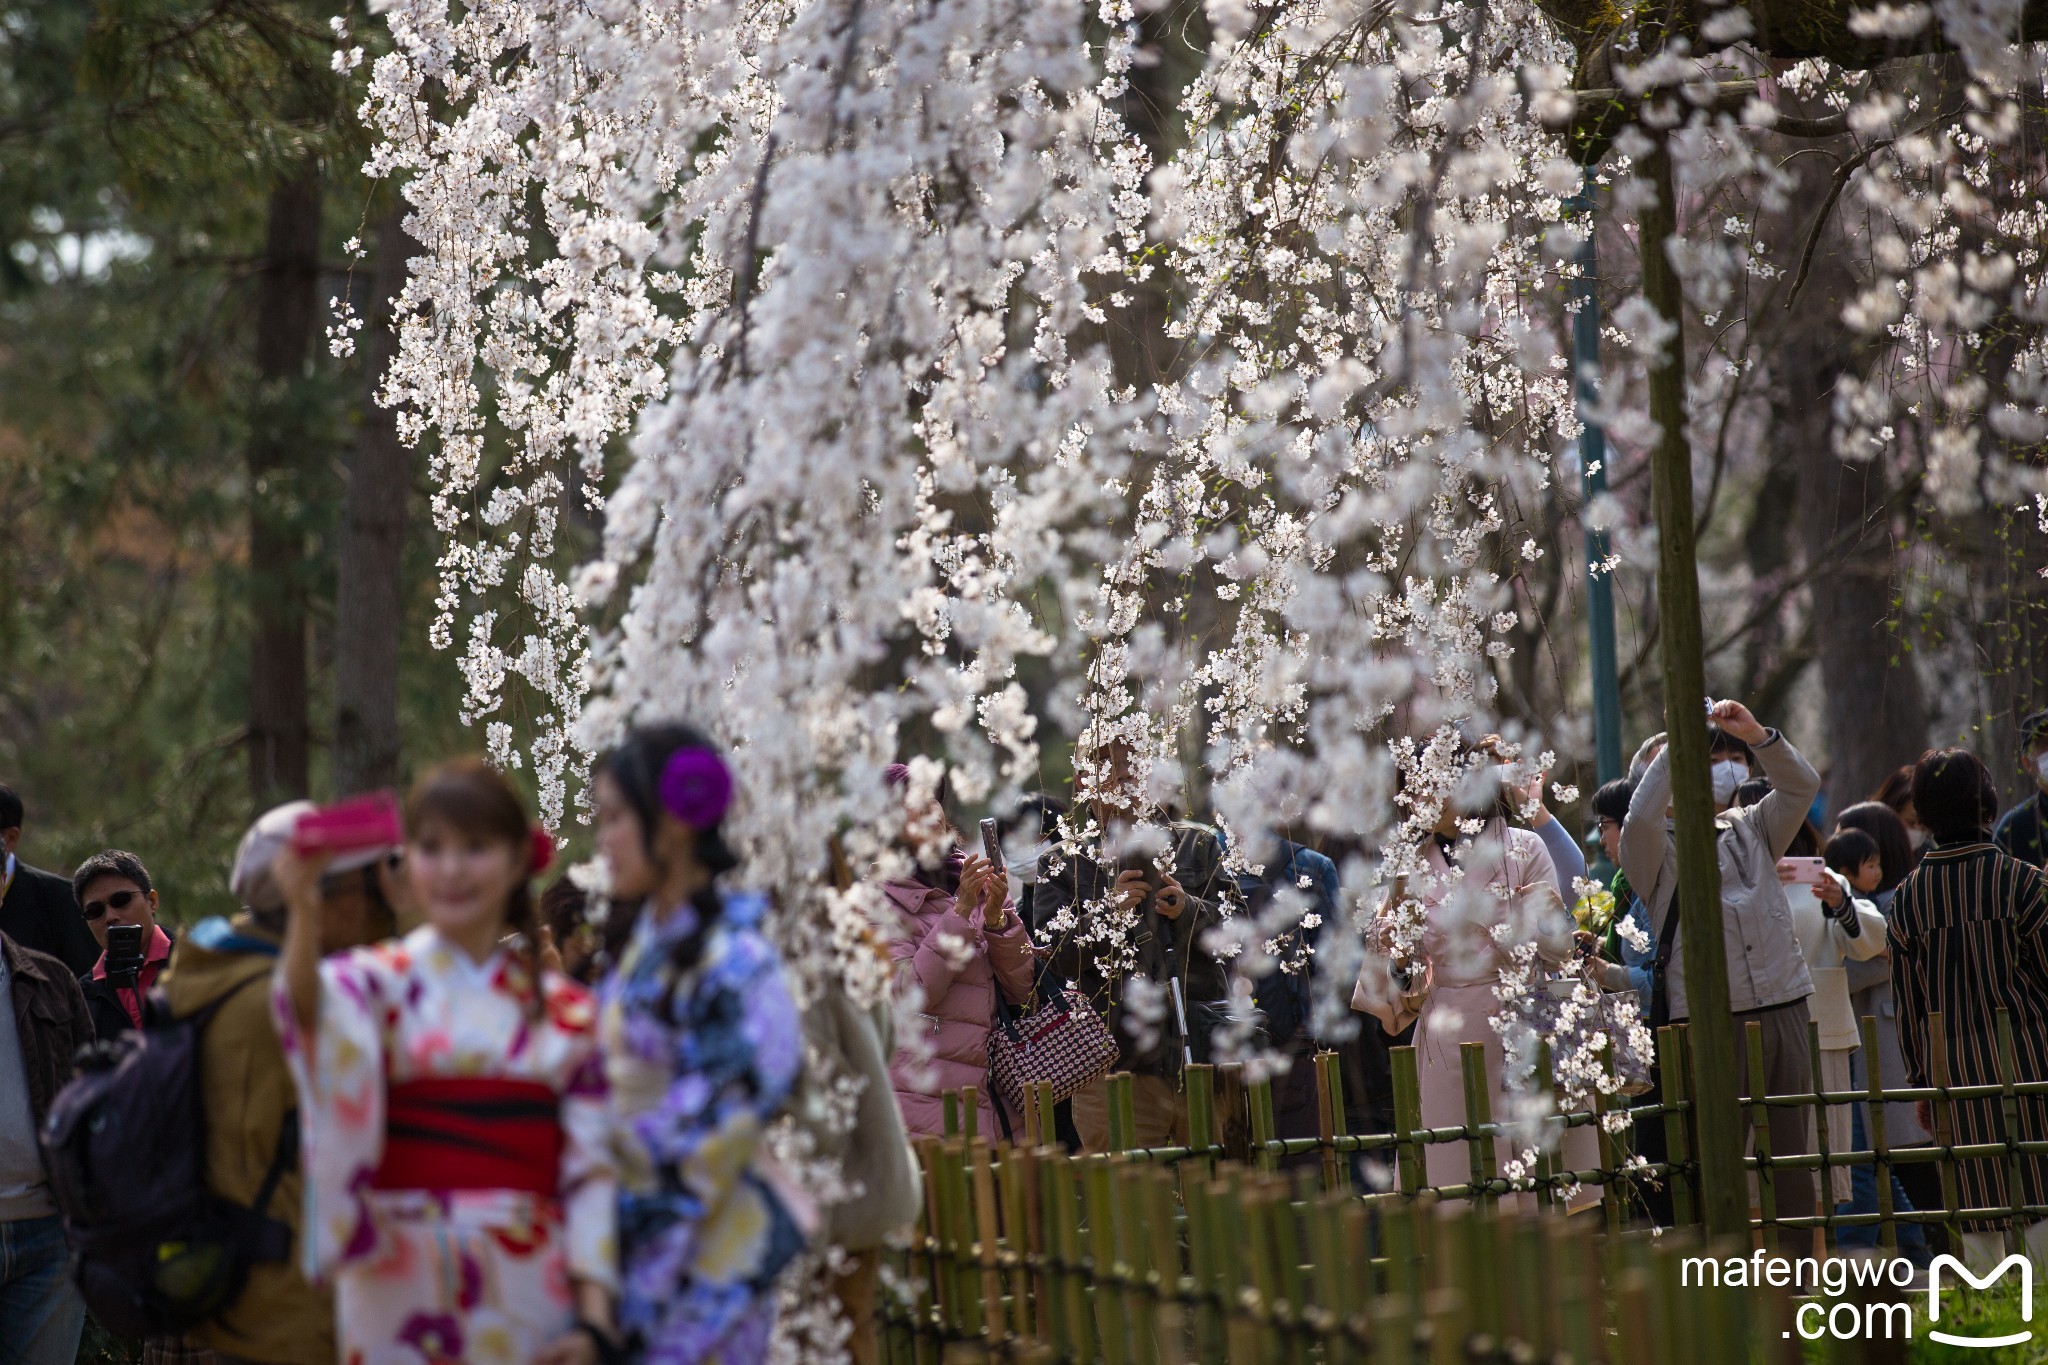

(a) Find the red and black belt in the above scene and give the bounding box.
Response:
[371,1077,564,1197]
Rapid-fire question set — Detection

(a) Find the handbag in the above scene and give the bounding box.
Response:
[986,985,1120,1113]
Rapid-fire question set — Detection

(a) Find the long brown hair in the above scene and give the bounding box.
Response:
[407,758,543,1011]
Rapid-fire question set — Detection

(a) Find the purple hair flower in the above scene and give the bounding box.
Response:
[660,747,732,827]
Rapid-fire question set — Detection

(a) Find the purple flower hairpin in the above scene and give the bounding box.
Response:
[659,746,733,827]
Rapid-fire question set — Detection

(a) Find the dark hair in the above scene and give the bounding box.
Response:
[0,784,21,832]
[72,850,153,906]
[1000,791,1069,843]
[1833,801,1914,892]
[1872,764,1916,815]
[408,759,543,1009]
[1708,727,1755,763]
[1732,777,1773,809]
[1824,828,1880,878]
[1590,778,1635,823]
[599,723,737,986]
[1911,748,1999,843]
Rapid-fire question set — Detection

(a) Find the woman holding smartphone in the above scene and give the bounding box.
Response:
[273,761,617,1365]
[873,762,1033,1140]
[592,724,807,1364]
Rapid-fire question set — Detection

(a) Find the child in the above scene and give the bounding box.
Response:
[1827,827,1886,902]
[1788,829,1887,1204]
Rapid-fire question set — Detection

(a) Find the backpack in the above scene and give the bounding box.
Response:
[38,972,298,1337]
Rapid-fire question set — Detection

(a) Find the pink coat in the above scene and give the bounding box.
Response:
[880,878,1035,1139]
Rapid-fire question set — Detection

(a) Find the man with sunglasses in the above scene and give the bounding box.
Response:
[72,850,171,1040]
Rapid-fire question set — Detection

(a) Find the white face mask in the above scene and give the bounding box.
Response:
[1710,759,1749,805]
[1006,843,1049,887]
[1909,826,1929,850]
[2033,752,2048,788]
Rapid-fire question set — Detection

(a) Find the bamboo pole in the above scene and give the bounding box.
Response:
[1638,130,1744,1239]
[1808,1018,1835,1252]
[1660,1023,1699,1226]
[1859,1014,1899,1252]
[1747,1019,1779,1247]
[1996,1008,2026,1254]
[1391,1046,1424,1196]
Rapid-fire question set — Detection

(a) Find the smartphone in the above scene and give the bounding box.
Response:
[1776,857,1826,887]
[980,816,1004,865]
[292,790,405,857]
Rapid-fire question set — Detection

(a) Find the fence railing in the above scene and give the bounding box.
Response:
[883,1142,1878,1363]
[887,1006,2043,1359]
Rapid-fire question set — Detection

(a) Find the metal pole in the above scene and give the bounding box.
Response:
[1569,188,1625,789]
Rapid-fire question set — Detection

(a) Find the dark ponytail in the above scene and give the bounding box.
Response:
[599,722,738,1001]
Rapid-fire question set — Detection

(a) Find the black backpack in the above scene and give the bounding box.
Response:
[38,973,298,1337]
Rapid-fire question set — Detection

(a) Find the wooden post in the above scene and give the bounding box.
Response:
[1249,1075,1278,1174]
[1459,1041,1497,1210]
[970,1139,1004,1346]
[962,1084,980,1143]
[1315,1051,1344,1192]
[1000,1147,1035,1341]
[1086,1159,1131,1365]
[1111,1072,1138,1153]
[1747,1019,1779,1247]
[1997,1008,2027,1253]
[942,1091,961,1139]
[1391,1046,1425,1196]
[1808,1018,1835,1252]
[1144,1167,1186,1365]
[1660,1024,1699,1226]
[1860,1014,1899,1252]
[1638,130,1744,1240]
[1186,1063,1217,1175]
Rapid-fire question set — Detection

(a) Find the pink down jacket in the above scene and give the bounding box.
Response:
[880,877,1035,1139]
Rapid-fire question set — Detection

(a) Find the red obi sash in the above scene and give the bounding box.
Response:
[371,1078,564,1197]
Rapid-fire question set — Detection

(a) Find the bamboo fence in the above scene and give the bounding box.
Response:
[878,1007,2048,1361]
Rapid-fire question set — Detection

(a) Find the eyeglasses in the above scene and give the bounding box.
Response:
[82,889,143,922]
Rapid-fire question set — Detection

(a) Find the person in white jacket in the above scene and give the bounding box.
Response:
[1788,860,1887,1205]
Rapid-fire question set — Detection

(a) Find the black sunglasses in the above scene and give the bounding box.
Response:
[82,888,144,922]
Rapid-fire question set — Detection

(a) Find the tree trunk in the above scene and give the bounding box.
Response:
[248,167,323,811]
[1641,140,1745,1238]
[333,198,417,798]
[1787,342,1928,815]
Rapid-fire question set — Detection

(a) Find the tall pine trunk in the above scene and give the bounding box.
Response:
[333,199,416,797]
[247,167,323,810]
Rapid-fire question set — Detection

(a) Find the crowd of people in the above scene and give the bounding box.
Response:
[0,702,2046,1365]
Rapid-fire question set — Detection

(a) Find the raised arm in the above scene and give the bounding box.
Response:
[1619,746,1673,928]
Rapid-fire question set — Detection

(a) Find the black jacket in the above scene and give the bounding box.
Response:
[77,929,173,1041]
[0,860,98,977]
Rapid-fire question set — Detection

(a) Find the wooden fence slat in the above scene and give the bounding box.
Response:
[1661,1023,1698,1227]
[1746,1018,1778,1246]
[1929,1010,1962,1227]
[1859,1013,1899,1252]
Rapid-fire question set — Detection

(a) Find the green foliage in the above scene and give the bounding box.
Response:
[0,0,468,924]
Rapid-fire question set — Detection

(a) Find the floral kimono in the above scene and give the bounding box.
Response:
[274,926,615,1365]
[600,891,807,1365]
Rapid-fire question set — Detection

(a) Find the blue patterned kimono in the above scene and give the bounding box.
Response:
[599,891,807,1364]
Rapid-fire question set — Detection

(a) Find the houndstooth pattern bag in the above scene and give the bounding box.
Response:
[987,986,1120,1112]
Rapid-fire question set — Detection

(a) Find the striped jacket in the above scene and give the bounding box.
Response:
[1888,840,2048,1222]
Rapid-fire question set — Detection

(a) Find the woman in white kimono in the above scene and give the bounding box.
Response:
[274,761,619,1365]
[1356,765,1594,1205]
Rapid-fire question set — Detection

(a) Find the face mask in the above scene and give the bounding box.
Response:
[2033,752,2048,788]
[1909,827,1929,850]
[1710,759,1748,805]
[1006,843,1049,887]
